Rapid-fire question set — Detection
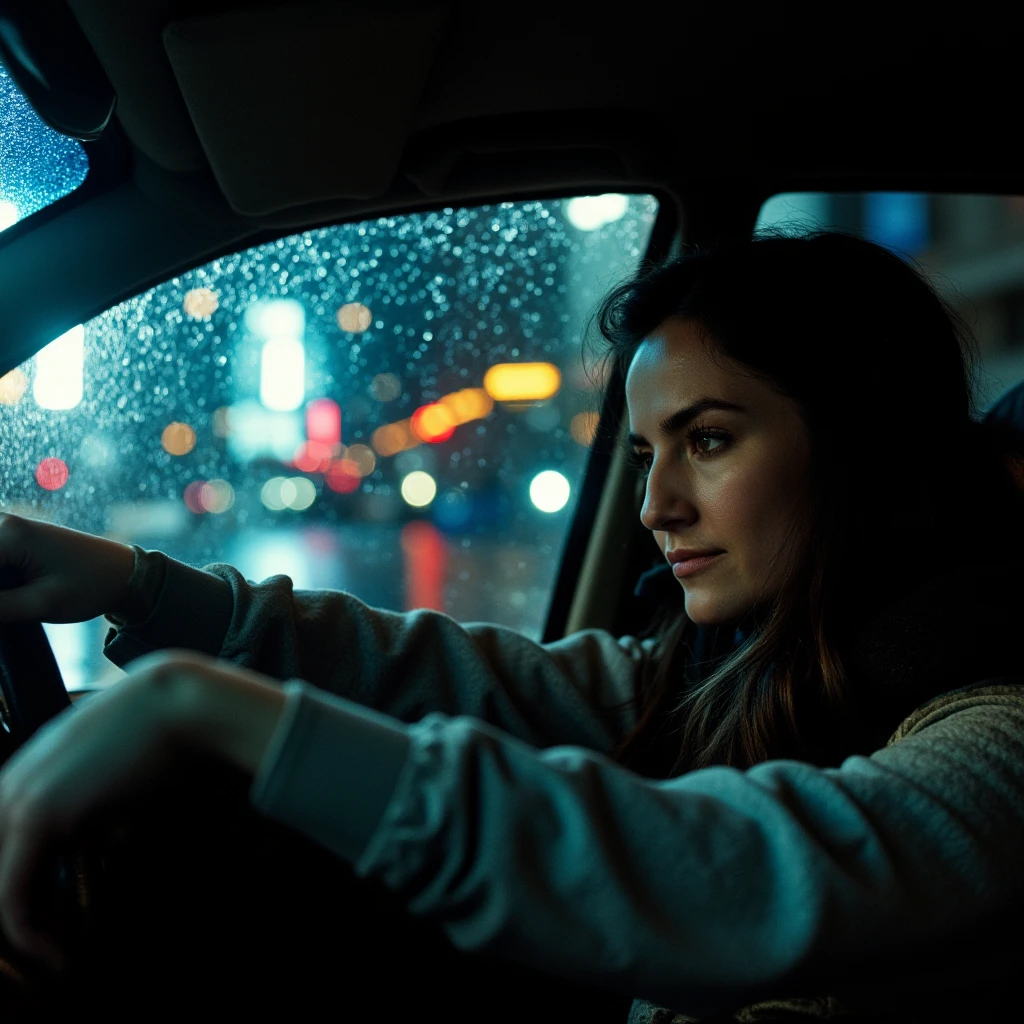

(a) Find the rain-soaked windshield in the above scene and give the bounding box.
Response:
[0,195,658,688]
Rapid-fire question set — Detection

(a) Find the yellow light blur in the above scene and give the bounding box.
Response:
[199,478,234,514]
[337,302,372,333]
[183,288,219,318]
[161,421,197,456]
[400,470,437,508]
[369,372,401,402]
[0,368,28,405]
[372,421,417,457]
[570,411,600,446]
[345,443,376,476]
[483,362,561,402]
[438,387,493,424]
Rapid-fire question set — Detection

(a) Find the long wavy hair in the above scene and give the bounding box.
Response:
[586,231,1024,777]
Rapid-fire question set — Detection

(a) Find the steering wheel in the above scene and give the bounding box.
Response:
[0,566,96,1007]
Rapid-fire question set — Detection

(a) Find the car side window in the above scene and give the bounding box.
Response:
[0,196,658,688]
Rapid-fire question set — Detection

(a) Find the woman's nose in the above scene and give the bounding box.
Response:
[640,468,696,533]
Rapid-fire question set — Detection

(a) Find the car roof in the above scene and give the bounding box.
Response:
[0,6,1018,368]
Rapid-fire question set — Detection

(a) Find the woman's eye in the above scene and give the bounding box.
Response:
[693,433,727,455]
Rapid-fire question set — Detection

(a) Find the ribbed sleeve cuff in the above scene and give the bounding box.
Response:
[250,681,412,863]
[103,550,234,668]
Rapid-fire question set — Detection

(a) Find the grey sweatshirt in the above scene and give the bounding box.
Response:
[103,547,1024,1021]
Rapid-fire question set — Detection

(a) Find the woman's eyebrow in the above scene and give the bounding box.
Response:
[627,399,746,447]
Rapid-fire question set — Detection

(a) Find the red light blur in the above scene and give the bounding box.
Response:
[293,440,332,473]
[183,480,206,514]
[401,521,447,611]
[410,404,456,444]
[325,458,360,493]
[35,458,69,491]
[306,398,342,447]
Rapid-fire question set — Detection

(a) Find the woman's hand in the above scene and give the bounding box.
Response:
[0,513,137,623]
[0,650,286,968]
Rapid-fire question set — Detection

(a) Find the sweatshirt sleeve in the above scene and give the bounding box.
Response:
[250,679,1024,1018]
[102,547,650,753]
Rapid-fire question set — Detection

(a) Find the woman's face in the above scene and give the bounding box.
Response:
[625,317,814,626]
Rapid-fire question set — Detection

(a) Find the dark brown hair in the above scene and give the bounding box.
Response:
[587,231,1024,777]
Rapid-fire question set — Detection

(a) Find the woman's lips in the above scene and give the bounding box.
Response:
[671,552,723,578]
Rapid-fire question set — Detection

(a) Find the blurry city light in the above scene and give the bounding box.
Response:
[401,470,437,508]
[260,475,316,512]
[245,298,305,338]
[212,406,233,437]
[410,403,457,443]
[345,443,376,476]
[372,420,415,457]
[183,480,206,514]
[306,398,342,446]
[336,302,372,333]
[483,362,561,402]
[325,459,360,493]
[284,476,316,511]
[293,440,332,473]
[183,288,219,318]
[34,324,84,410]
[570,411,600,446]
[35,457,69,491]
[438,388,493,424]
[260,336,305,411]
[199,479,234,514]
[260,477,288,511]
[224,401,302,462]
[369,372,401,402]
[565,194,629,231]
[529,470,571,513]
[161,421,197,456]
[400,521,446,611]
[0,200,19,231]
[79,434,113,468]
[0,368,28,404]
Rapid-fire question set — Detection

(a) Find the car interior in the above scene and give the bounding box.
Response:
[2,2,1024,1016]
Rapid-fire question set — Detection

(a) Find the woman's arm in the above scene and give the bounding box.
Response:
[104,547,651,753]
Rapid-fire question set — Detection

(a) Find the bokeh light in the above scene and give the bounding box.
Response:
[0,200,19,230]
[570,411,600,446]
[283,476,317,511]
[199,479,234,514]
[401,470,437,508]
[293,440,332,473]
[483,362,561,402]
[369,373,401,402]
[410,403,457,443]
[182,288,219,318]
[325,459,361,493]
[529,470,571,513]
[0,368,28,404]
[372,421,414,457]
[35,457,69,491]
[212,406,233,438]
[438,387,493,424]
[565,194,629,231]
[344,443,376,476]
[161,421,197,456]
[33,324,84,410]
[183,480,206,514]
[336,302,373,333]
[306,398,341,446]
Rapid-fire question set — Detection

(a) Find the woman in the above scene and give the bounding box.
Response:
[1,231,1024,1022]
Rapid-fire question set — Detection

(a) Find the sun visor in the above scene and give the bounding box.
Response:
[163,3,448,216]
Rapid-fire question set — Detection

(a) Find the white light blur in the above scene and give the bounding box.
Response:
[0,200,19,231]
[226,400,302,463]
[284,476,316,511]
[261,477,288,511]
[245,298,305,338]
[401,470,437,508]
[260,336,305,411]
[565,194,629,231]
[34,324,85,410]
[529,470,571,513]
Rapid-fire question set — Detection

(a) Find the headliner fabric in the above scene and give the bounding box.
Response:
[163,2,449,214]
